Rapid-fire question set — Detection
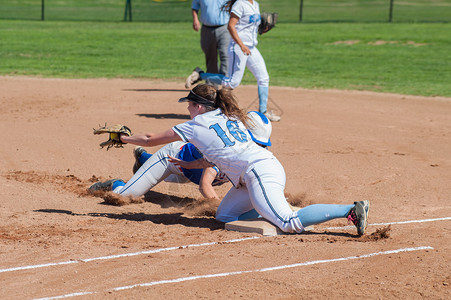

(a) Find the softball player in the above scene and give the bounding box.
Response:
[104,141,227,199]
[185,0,281,122]
[101,84,369,235]
[89,111,271,201]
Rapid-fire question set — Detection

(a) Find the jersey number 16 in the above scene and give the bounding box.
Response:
[209,121,248,147]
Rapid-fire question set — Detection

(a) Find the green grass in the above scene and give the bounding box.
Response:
[295,0,451,23]
[263,22,451,96]
[1,0,450,23]
[1,20,450,97]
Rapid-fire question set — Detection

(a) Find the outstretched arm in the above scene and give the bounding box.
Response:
[120,128,181,147]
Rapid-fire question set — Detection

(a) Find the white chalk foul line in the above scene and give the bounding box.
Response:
[35,246,434,300]
[371,216,451,226]
[325,216,451,230]
[0,236,259,274]
[2,216,449,274]
[35,292,94,300]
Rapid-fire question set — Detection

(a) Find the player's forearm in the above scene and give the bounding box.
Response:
[199,184,219,201]
[179,158,213,169]
[194,158,214,168]
[120,133,151,146]
[199,167,221,201]
[228,27,243,47]
[228,15,248,54]
[120,129,180,147]
[227,19,242,46]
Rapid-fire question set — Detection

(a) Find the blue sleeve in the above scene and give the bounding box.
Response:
[178,143,203,162]
[177,143,204,185]
[192,0,200,10]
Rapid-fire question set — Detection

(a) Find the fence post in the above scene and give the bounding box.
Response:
[299,0,304,22]
[41,0,44,21]
[388,0,394,22]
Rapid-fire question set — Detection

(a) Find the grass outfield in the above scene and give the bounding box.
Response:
[1,20,450,97]
[1,0,450,22]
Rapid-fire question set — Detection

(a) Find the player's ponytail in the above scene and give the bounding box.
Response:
[191,84,248,126]
[215,87,249,126]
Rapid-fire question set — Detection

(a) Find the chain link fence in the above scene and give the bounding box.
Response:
[0,0,450,23]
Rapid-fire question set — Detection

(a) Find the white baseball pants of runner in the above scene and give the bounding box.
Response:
[113,141,189,197]
[222,43,269,89]
[216,157,304,233]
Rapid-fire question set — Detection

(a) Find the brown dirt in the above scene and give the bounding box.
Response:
[0,76,450,299]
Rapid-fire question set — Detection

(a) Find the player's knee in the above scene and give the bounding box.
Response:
[230,81,240,89]
[281,217,304,233]
[271,212,304,234]
[222,77,240,89]
[215,211,238,223]
[257,76,269,87]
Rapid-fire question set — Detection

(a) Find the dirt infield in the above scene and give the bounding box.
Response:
[0,76,450,299]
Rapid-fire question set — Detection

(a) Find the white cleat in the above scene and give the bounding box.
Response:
[264,111,281,122]
[185,67,203,89]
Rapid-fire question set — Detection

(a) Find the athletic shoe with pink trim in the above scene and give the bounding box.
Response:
[346,200,370,236]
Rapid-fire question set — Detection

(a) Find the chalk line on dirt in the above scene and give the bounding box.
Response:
[0,236,259,274]
[324,216,451,230]
[34,246,434,300]
[1,217,449,274]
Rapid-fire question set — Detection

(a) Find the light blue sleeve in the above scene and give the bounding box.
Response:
[191,0,200,10]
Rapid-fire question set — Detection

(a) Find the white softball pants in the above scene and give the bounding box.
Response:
[216,158,304,233]
[222,43,269,89]
[113,141,188,197]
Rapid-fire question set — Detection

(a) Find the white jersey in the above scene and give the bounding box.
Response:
[173,108,274,187]
[231,0,260,47]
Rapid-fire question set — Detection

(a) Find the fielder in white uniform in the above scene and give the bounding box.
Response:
[185,0,281,122]
[89,111,271,202]
[96,84,369,236]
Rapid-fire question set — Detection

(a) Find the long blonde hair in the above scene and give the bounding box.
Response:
[192,84,249,126]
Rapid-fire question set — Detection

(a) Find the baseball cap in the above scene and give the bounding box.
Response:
[179,90,216,107]
[247,111,272,147]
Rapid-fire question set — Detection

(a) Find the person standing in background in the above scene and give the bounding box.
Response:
[191,0,231,76]
[186,0,281,122]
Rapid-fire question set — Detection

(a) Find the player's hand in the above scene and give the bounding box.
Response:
[168,155,192,169]
[167,155,199,169]
[168,155,182,165]
[168,156,213,169]
[241,45,251,56]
